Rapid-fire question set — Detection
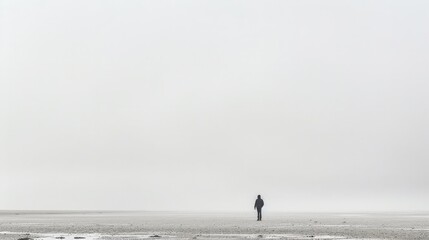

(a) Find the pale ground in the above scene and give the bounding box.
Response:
[0,211,428,240]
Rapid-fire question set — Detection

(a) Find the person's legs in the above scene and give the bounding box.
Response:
[257,208,262,221]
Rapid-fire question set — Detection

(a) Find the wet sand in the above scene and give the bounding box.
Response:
[0,211,428,240]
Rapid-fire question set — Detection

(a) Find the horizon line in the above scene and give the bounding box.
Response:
[1,209,428,214]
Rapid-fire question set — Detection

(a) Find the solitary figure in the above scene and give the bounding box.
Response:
[254,195,264,221]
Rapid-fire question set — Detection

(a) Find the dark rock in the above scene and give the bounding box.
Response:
[18,238,32,240]
[74,237,85,239]
[150,235,161,238]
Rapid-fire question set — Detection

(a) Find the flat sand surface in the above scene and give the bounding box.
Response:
[0,211,428,240]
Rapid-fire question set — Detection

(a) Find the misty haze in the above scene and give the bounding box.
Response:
[1,0,428,240]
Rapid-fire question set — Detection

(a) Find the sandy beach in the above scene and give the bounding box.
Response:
[0,211,428,240]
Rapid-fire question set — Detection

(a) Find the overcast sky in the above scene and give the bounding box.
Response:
[1,0,428,212]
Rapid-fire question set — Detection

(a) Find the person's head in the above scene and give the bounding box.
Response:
[257,195,261,199]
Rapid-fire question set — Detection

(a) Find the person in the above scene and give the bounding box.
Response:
[254,195,264,221]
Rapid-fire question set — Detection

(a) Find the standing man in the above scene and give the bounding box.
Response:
[254,195,264,221]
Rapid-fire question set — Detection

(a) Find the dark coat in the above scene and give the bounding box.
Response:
[254,198,264,209]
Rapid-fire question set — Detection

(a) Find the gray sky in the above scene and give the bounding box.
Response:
[1,0,428,212]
